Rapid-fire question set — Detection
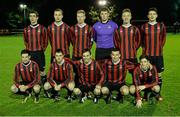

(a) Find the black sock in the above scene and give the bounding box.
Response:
[158,77,162,94]
[41,75,47,85]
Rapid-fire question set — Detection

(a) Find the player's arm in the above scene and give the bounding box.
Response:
[67,26,75,46]
[92,27,97,42]
[133,68,142,102]
[113,29,120,49]
[14,65,21,88]
[47,64,56,87]
[27,63,40,89]
[144,66,159,88]
[96,62,105,88]
[42,26,48,51]
[161,23,166,47]
[135,27,141,50]
[23,28,28,49]
[61,63,74,87]
[47,26,52,46]
[89,27,94,49]
[140,25,146,54]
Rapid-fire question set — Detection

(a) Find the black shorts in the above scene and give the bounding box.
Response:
[15,81,33,94]
[51,54,70,63]
[77,85,95,93]
[103,82,125,92]
[149,56,164,73]
[30,51,45,71]
[96,48,114,60]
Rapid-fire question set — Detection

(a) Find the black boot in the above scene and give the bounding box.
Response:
[157,78,163,101]
[105,93,111,104]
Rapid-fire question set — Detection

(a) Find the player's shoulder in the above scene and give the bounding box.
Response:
[93,21,101,27]
[64,58,74,65]
[15,62,21,67]
[31,60,38,66]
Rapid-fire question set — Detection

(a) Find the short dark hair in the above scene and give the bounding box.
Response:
[139,54,150,61]
[111,48,120,53]
[122,8,131,14]
[56,49,63,54]
[82,49,91,55]
[77,9,86,15]
[54,8,63,14]
[29,10,39,17]
[100,7,110,14]
[148,7,158,14]
[21,49,30,55]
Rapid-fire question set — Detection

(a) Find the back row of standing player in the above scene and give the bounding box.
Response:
[19,7,166,106]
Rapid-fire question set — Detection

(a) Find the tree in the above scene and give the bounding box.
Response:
[88,5,119,23]
[6,11,23,28]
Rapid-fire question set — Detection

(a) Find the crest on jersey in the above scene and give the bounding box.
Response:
[38,29,41,33]
[91,66,94,70]
[107,25,112,28]
[130,29,134,33]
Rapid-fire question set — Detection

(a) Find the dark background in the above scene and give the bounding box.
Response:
[0,0,179,27]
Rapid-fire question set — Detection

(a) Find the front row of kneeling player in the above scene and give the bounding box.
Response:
[11,49,160,108]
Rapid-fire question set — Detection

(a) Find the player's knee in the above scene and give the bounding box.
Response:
[94,88,101,95]
[33,84,41,93]
[73,88,81,95]
[129,85,136,94]
[67,81,75,91]
[152,85,160,93]
[11,84,18,93]
[120,85,129,96]
[44,82,52,90]
[101,87,109,95]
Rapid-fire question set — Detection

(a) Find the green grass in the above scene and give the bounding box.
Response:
[0,33,180,116]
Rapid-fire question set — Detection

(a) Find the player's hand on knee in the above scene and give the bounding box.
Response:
[136,100,142,108]
[19,85,27,92]
[54,84,61,91]
[95,85,101,89]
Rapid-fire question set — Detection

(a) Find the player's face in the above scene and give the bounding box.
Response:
[147,11,158,22]
[55,52,64,63]
[29,13,38,25]
[54,11,63,22]
[111,51,120,63]
[122,12,132,24]
[100,11,109,22]
[82,51,91,64]
[140,58,149,71]
[21,53,30,64]
[77,13,86,24]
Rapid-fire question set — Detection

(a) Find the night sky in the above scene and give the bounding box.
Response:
[0,0,179,28]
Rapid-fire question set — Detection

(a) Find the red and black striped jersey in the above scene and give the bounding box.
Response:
[133,64,159,100]
[23,24,48,51]
[74,59,104,86]
[47,59,74,87]
[141,22,166,56]
[117,25,141,59]
[71,24,93,58]
[103,59,134,84]
[13,60,40,88]
[47,22,74,57]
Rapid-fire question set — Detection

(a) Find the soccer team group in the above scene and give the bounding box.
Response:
[10,7,166,108]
